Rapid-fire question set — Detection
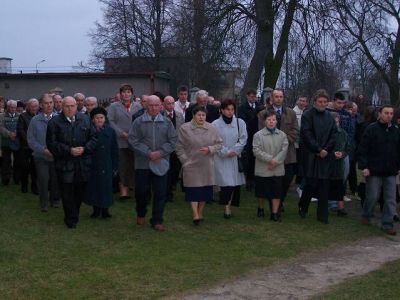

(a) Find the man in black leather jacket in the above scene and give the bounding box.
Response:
[46,96,97,228]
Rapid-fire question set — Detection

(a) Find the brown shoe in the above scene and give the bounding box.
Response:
[361,218,370,225]
[382,228,397,236]
[152,224,165,232]
[136,217,145,225]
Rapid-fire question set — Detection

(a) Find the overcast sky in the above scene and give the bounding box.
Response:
[0,0,103,73]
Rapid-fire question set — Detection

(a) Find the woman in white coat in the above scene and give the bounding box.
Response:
[212,99,248,218]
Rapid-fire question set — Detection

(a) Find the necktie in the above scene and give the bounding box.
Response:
[181,105,186,113]
[168,112,173,120]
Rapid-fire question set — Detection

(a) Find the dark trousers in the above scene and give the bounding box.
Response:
[135,169,167,225]
[298,178,330,223]
[60,181,86,226]
[347,159,358,194]
[35,158,60,209]
[242,147,255,185]
[281,163,296,203]
[1,147,19,184]
[19,149,37,192]
[167,152,181,200]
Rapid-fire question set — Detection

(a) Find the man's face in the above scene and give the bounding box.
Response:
[196,96,208,106]
[75,96,84,110]
[41,97,54,114]
[163,97,175,112]
[315,97,328,111]
[297,97,308,110]
[147,97,162,117]
[178,91,188,102]
[379,107,394,124]
[85,100,97,113]
[62,97,77,118]
[28,102,39,115]
[333,99,346,110]
[7,105,17,114]
[53,96,62,111]
[271,90,284,107]
[121,89,133,103]
[246,93,257,103]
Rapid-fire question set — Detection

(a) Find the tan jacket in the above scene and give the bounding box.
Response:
[258,106,298,164]
[253,128,288,177]
[176,121,222,187]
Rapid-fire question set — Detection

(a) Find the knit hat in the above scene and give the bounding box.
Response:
[90,107,107,119]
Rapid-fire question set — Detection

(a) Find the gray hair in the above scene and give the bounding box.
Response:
[73,92,85,100]
[27,98,39,106]
[6,100,17,107]
[194,90,208,99]
[85,96,98,104]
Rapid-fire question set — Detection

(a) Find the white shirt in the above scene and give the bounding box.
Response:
[174,100,190,117]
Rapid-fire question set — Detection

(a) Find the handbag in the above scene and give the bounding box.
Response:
[236,117,244,173]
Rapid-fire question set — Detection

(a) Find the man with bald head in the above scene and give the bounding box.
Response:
[47,96,97,228]
[128,95,177,231]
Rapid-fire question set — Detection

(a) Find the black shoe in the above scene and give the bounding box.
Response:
[394,215,400,222]
[298,208,307,219]
[224,213,231,219]
[257,208,265,218]
[90,207,101,218]
[2,179,10,186]
[193,219,200,226]
[65,222,77,229]
[119,195,131,200]
[101,208,112,219]
[337,209,348,217]
[270,213,281,222]
[318,219,329,224]
[21,185,28,193]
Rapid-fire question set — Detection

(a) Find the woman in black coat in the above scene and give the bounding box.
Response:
[85,107,119,218]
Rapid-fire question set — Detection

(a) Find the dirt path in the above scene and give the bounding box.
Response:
[182,230,400,300]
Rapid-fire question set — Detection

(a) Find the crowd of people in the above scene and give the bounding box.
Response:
[0,84,399,235]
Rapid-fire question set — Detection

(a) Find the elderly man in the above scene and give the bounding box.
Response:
[164,95,184,202]
[84,96,98,114]
[17,98,40,193]
[174,85,190,118]
[128,95,177,231]
[108,83,136,199]
[0,100,20,185]
[132,95,149,122]
[184,90,220,123]
[47,96,97,228]
[53,94,63,115]
[74,93,86,113]
[28,94,60,211]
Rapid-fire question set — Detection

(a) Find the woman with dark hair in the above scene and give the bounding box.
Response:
[212,99,247,218]
[176,106,222,225]
[85,107,119,219]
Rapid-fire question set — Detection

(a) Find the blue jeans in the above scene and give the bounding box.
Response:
[135,169,167,225]
[363,176,396,230]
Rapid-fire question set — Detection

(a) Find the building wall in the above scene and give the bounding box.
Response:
[0,74,170,101]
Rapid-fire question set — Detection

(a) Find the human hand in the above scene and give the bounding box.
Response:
[227,151,237,157]
[43,148,53,158]
[121,132,129,140]
[319,149,328,158]
[334,151,343,159]
[362,169,370,177]
[268,159,278,170]
[199,147,210,155]
[149,151,161,161]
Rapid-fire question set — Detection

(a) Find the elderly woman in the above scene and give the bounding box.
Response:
[212,99,247,218]
[176,106,223,225]
[85,107,119,218]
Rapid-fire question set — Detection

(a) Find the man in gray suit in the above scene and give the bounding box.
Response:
[163,96,184,202]
[108,83,136,199]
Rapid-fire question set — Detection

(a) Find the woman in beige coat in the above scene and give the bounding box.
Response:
[253,110,288,221]
[176,106,223,225]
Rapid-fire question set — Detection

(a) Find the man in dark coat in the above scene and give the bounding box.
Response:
[238,88,262,191]
[298,89,337,224]
[17,98,39,193]
[357,105,400,235]
[184,90,220,123]
[47,96,97,229]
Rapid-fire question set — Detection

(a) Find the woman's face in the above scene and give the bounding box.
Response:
[221,105,235,118]
[93,114,106,128]
[265,115,277,129]
[193,111,206,125]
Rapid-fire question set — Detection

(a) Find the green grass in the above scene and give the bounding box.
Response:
[313,259,400,300]
[0,185,379,299]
